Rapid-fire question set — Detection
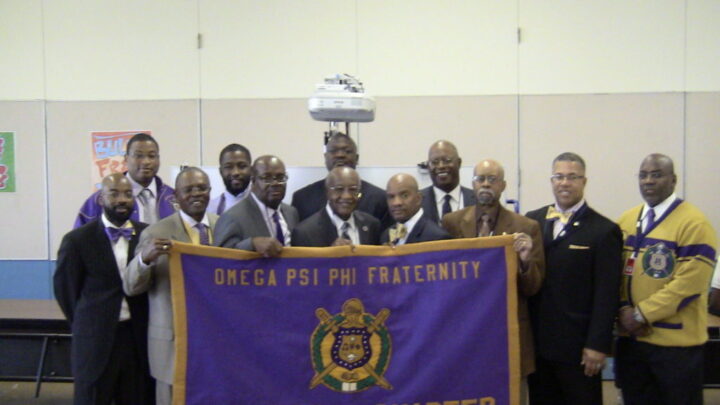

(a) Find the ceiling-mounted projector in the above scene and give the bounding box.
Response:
[308,74,375,122]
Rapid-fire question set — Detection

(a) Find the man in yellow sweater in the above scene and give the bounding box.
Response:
[616,153,717,405]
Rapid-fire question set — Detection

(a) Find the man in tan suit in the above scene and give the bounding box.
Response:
[442,159,544,400]
[123,167,217,405]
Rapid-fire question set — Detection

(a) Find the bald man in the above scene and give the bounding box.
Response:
[421,140,477,224]
[55,173,153,405]
[213,155,299,257]
[381,173,450,245]
[442,159,545,383]
[292,167,381,247]
[615,154,717,405]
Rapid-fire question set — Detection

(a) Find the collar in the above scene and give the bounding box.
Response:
[178,209,210,228]
[433,185,461,203]
[401,208,424,234]
[475,203,500,223]
[127,174,158,198]
[224,186,251,204]
[101,213,133,230]
[553,199,586,215]
[642,193,677,220]
[251,191,280,216]
[325,203,357,231]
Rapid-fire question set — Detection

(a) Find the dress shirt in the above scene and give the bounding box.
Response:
[395,208,424,246]
[101,214,132,321]
[640,193,677,233]
[475,205,500,236]
[326,204,359,245]
[433,185,463,219]
[712,259,720,289]
[207,186,251,215]
[251,193,291,246]
[127,175,158,223]
[178,210,212,246]
[551,199,585,239]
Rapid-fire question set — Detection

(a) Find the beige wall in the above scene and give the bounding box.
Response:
[1,0,719,259]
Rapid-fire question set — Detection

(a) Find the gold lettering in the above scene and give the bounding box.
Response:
[329,268,338,286]
[414,265,424,283]
[473,261,480,278]
[286,268,296,285]
[444,401,460,405]
[479,397,495,405]
[226,269,237,285]
[299,268,309,286]
[425,264,436,281]
[368,266,377,284]
[241,269,250,285]
[313,268,318,285]
[380,266,389,284]
[340,268,353,285]
[461,400,478,405]
[214,268,224,285]
[438,262,448,280]
[452,261,457,279]
[459,261,468,278]
[403,265,411,283]
[267,269,277,286]
[254,269,264,286]
[393,266,402,284]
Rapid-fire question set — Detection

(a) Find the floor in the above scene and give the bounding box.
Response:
[1,382,719,405]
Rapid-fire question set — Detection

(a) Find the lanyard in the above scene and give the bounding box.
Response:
[631,198,682,257]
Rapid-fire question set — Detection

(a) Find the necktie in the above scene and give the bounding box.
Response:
[195,223,210,246]
[341,222,351,240]
[105,227,134,243]
[442,194,452,218]
[138,188,158,224]
[478,214,491,237]
[389,223,408,245]
[545,206,573,225]
[216,194,226,215]
[272,211,285,246]
[645,208,656,233]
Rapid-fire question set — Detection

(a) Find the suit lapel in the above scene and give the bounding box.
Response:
[494,206,514,235]
[424,188,439,223]
[354,213,370,244]
[460,206,478,237]
[549,204,590,246]
[406,217,425,243]
[95,221,121,282]
[245,197,272,237]
[320,210,339,245]
[168,212,192,243]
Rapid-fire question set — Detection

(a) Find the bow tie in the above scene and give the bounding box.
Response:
[105,226,134,242]
[388,224,408,244]
[546,206,573,224]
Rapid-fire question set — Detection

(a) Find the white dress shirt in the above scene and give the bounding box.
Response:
[101,214,132,321]
[326,204,360,245]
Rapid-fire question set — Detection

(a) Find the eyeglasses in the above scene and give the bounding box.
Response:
[329,186,362,197]
[638,172,668,180]
[180,185,210,194]
[256,174,288,184]
[550,174,585,183]
[472,175,500,184]
[428,157,457,167]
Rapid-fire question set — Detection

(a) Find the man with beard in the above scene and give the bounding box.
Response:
[615,154,717,405]
[421,140,477,224]
[123,167,217,405]
[213,155,299,257]
[207,143,252,215]
[75,133,176,228]
[291,132,390,228]
[292,167,381,247]
[54,173,153,405]
[382,173,450,245]
[525,152,622,405]
[442,159,544,401]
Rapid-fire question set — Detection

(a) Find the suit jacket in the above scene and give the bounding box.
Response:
[291,179,391,229]
[213,196,299,250]
[380,215,451,244]
[525,204,622,364]
[123,212,218,384]
[291,209,381,247]
[420,185,477,224]
[74,175,176,228]
[54,219,149,384]
[442,204,544,376]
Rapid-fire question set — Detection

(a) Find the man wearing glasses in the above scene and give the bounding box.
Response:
[291,166,381,247]
[525,152,623,405]
[421,140,477,224]
[615,153,717,405]
[442,159,544,403]
[213,155,299,257]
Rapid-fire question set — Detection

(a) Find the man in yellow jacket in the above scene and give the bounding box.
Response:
[616,153,717,405]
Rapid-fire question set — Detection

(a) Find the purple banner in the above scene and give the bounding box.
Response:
[170,237,520,405]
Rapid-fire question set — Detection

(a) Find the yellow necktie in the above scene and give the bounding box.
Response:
[389,224,408,244]
[546,206,573,224]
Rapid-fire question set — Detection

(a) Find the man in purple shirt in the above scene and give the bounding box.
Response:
[74,133,176,228]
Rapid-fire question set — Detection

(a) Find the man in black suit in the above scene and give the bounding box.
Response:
[421,140,477,224]
[292,167,381,247]
[291,132,390,228]
[54,173,153,405]
[525,152,622,405]
[381,173,450,245]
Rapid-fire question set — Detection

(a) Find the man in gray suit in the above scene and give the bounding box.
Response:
[292,167,381,247]
[123,167,217,405]
[421,140,477,224]
[213,155,299,257]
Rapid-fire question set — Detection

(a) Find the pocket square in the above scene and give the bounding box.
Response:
[569,244,590,250]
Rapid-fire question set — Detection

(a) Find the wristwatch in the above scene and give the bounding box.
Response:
[633,307,646,324]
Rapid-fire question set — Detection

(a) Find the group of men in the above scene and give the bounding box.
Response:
[54,132,717,405]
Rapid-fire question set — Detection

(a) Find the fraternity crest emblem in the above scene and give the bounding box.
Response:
[309,298,392,393]
[642,243,676,279]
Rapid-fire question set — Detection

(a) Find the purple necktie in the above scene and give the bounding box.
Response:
[105,227,134,243]
[645,208,656,232]
[442,194,452,217]
[272,211,285,246]
[195,223,210,246]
